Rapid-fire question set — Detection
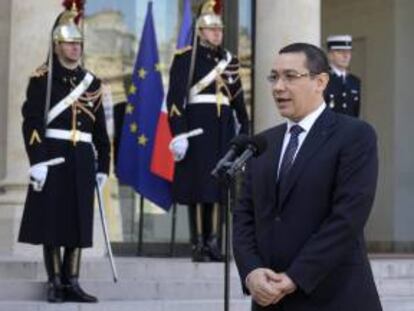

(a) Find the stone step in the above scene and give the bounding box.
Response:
[381,297,414,311]
[0,279,245,301]
[376,278,414,297]
[2,257,414,280]
[1,276,414,302]
[0,298,413,311]
[371,258,414,279]
[0,257,241,280]
[0,300,251,311]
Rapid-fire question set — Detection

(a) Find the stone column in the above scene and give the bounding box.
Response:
[254,0,321,132]
[393,0,414,248]
[0,0,61,256]
[0,0,11,182]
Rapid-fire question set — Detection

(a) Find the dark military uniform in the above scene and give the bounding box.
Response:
[324,69,361,118]
[18,57,110,247]
[167,43,249,262]
[167,44,249,204]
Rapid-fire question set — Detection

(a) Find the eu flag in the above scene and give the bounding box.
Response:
[116,1,172,210]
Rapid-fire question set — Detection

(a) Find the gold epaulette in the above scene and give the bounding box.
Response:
[31,64,48,78]
[174,45,192,56]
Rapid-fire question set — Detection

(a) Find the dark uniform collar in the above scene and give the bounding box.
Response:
[52,54,84,83]
[197,42,225,62]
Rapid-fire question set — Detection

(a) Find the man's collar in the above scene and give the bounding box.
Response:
[287,102,327,133]
[199,39,220,51]
[330,64,347,77]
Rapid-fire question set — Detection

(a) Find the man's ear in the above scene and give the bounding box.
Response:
[316,72,329,93]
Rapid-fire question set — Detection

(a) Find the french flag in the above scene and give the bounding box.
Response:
[150,0,193,181]
[150,100,174,181]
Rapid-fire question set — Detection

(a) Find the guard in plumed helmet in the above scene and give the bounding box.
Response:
[18,3,110,303]
[324,34,361,117]
[167,0,249,262]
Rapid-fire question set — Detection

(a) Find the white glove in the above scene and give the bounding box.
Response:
[96,173,108,191]
[29,164,48,192]
[169,136,189,162]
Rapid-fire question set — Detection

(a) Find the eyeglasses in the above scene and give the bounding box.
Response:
[267,71,317,84]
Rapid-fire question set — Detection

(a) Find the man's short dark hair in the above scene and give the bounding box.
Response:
[279,43,330,74]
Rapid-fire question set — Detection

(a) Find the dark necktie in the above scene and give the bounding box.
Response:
[278,125,304,181]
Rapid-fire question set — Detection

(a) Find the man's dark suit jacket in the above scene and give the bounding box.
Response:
[233,108,382,311]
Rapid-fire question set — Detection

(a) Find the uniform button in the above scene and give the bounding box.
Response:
[342,103,347,108]
[274,216,281,222]
[330,94,334,98]
[354,97,358,101]
[77,110,81,114]
[330,102,335,108]
[77,121,82,126]
[342,92,347,97]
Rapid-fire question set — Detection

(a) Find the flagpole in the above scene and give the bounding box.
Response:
[169,203,177,257]
[137,195,145,255]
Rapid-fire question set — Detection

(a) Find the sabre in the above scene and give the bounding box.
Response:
[43,157,65,167]
[95,183,118,283]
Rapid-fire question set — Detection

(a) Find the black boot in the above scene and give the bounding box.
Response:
[62,247,98,303]
[43,246,64,303]
[188,204,209,262]
[206,234,224,262]
[203,204,224,262]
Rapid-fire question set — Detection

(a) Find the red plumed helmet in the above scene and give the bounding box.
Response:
[213,0,222,14]
[62,0,85,24]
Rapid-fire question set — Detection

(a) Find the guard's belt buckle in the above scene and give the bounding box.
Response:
[71,130,81,142]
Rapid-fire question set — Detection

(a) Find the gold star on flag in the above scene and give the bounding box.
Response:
[129,84,137,95]
[155,62,164,72]
[138,134,148,146]
[126,103,134,114]
[130,122,138,133]
[138,68,147,79]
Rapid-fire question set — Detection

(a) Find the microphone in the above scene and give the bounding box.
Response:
[225,134,267,178]
[211,134,250,178]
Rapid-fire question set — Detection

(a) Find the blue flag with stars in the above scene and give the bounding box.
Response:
[116,1,172,210]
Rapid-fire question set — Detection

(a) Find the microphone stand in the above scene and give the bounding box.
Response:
[212,162,238,311]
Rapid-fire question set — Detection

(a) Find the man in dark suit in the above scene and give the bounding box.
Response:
[233,43,382,310]
[324,35,361,117]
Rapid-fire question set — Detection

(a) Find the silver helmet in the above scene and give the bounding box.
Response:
[197,0,224,29]
[52,4,83,43]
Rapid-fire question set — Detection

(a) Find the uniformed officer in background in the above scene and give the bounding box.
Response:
[324,35,361,117]
[18,5,110,303]
[167,0,249,262]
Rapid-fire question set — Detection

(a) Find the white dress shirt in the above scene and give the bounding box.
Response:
[277,102,327,177]
[330,64,347,82]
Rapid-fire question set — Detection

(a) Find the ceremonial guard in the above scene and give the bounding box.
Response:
[324,35,361,117]
[18,5,110,303]
[167,0,249,262]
